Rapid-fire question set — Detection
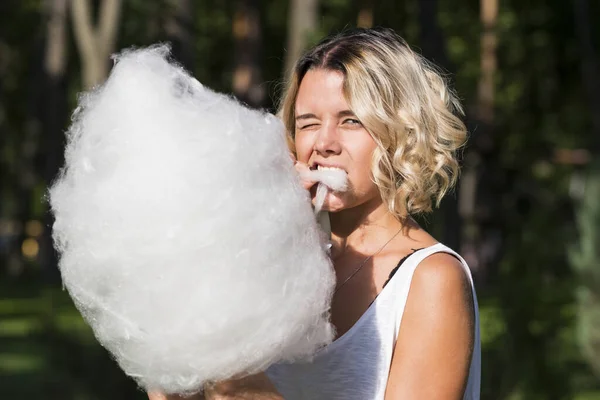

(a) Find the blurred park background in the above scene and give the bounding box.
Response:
[0,0,599,399]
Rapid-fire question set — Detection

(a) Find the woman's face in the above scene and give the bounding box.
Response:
[294,68,380,212]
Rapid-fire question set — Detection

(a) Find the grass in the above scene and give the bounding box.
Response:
[0,280,145,400]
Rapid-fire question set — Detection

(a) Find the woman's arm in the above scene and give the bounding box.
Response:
[385,253,475,399]
[148,372,283,400]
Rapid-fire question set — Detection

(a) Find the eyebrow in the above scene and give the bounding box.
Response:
[338,110,357,118]
[295,110,357,121]
[295,113,317,121]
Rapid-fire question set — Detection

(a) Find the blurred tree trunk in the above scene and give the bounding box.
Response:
[459,0,499,281]
[573,0,600,145]
[283,0,318,79]
[43,0,69,188]
[70,0,122,89]
[417,0,449,67]
[232,0,264,108]
[38,0,70,280]
[571,0,600,378]
[417,0,462,252]
[477,0,497,126]
[165,0,195,72]
[0,26,19,276]
[356,0,374,28]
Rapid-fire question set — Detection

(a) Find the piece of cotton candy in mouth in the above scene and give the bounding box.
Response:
[299,169,348,214]
[301,169,348,193]
[48,44,336,395]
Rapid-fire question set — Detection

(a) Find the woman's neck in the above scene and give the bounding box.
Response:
[328,198,406,257]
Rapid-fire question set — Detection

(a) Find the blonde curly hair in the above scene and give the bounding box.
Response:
[279,28,467,218]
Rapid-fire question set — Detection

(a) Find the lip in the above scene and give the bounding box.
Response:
[310,161,347,171]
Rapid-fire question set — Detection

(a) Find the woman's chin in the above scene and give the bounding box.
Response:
[314,193,346,213]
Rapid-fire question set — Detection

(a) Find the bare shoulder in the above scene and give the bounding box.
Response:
[411,252,474,308]
[403,250,475,356]
[408,251,475,331]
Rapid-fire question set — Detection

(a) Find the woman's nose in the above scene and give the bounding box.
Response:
[314,123,341,155]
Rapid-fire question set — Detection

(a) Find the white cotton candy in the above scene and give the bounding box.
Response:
[300,169,348,215]
[48,45,336,394]
[301,169,348,193]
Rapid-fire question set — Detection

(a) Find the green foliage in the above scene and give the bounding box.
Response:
[436,0,600,397]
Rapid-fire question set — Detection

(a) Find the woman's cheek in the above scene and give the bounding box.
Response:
[294,135,312,163]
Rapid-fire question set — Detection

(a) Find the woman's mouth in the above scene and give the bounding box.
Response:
[302,167,348,193]
[310,162,346,173]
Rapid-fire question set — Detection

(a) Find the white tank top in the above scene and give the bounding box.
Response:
[266,243,481,399]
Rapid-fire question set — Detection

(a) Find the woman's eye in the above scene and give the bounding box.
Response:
[299,123,318,130]
[344,118,362,126]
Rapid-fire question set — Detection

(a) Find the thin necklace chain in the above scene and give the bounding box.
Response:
[333,227,403,295]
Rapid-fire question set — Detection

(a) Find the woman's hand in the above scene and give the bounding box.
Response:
[203,373,283,399]
[147,373,283,400]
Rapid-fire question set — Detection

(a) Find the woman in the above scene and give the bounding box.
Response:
[151,27,480,400]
